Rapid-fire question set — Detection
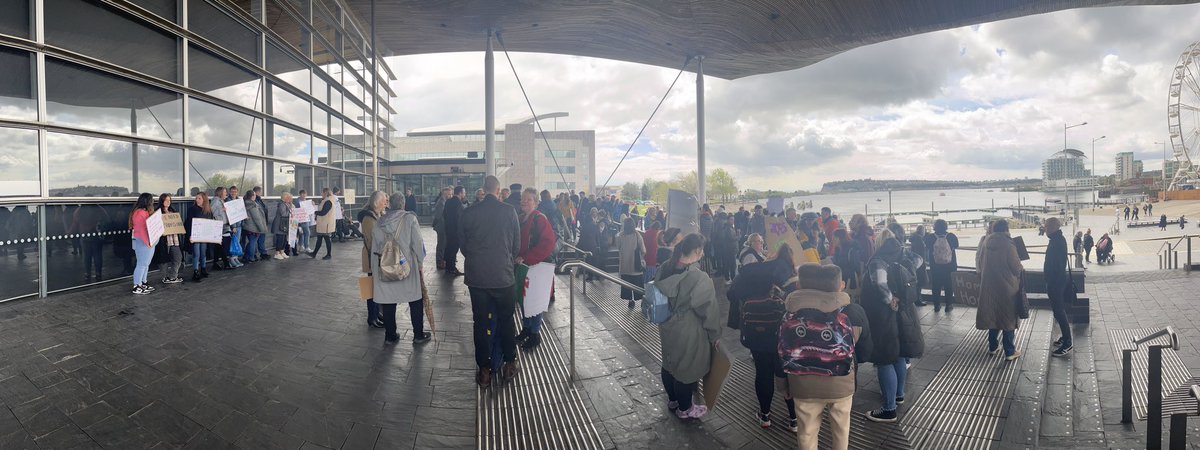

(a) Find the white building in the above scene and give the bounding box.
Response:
[1042,149,1096,191]
[1115,151,1135,181]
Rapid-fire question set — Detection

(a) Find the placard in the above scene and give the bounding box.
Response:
[951,271,981,306]
[146,210,164,246]
[764,216,805,267]
[1012,236,1030,261]
[520,262,555,318]
[343,189,356,204]
[224,199,247,224]
[161,212,186,236]
[189,218,224,243]
[767,196,785,214]
[300,200,316,223]
[702,343,733,410]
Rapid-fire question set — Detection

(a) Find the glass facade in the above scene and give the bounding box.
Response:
[0,0,396,301]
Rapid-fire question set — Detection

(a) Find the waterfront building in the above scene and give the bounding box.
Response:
[1116,151,1135,181]
[1042,149,1096,192]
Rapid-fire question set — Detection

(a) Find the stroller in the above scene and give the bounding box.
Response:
[1095,235,1115,264]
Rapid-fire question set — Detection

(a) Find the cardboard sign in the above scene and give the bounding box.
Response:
[331,196,344,220]
[520,262,555,318]
[146,210,164,246]
[189,218,224,243]
[702,343,733,410]
[1013,236,1030,261]
[666,189,699,236]
[359,276,373,301]
[161,212,186,236]
[767,196,785,214]
[764,216,805,267]
[951,271,981,306]
[224,199,247,224]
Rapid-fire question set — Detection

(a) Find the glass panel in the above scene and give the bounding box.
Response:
[128,0,178,23]
[188,43,262,110]
[546,166,576,174]
[0,0,31,38]
[329,113,343,141]
[312,9,338,51]
[271,84,310,128]
[313,107,328,136]
[343,100,363,130]
[268,161,295,195]
[229,0,259,19]
[313,137,328,165]
[138,145,183,196]
[187,150,262,196]
[343,121,364,151]
[0,127,39,196]
[0,47,36,121]
[314,168,331,194]
[328,86,342,118]
[45,57,183,141]
[0,204,39,299]
[188,0,260,64]
[46,0,180,82]
[47,133,134,197]
[266,1,309,55]
[312,73,328,105]
[287,0,310,20]
[293,165,314,196]
[269,122,311,163]
[44,203,141,292]
[187,98,263,153]
[266,42,310,94]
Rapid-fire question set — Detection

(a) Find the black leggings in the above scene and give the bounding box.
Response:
[661,369,698,412]
[311,234,332,256]
[751,351,796,417]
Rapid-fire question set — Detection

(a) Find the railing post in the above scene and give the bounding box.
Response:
[1169,413,1187,450]
[1188,236,1193,272]
[1122,349,1134,423]
[1174,251,1179,270]
[1148,345,1165,450]
[569,267,577,383]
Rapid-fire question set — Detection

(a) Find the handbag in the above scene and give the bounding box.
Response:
[1015,273,1030,320]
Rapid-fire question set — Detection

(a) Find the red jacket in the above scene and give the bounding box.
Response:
[643,228,660,267]
[520,210,556,265]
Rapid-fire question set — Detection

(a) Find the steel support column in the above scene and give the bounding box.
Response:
[485,31,496,178]
[696,56,706,203]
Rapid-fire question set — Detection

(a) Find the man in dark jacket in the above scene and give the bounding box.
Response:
[1082,229,1094,263]
[923,219,959,312]
[253,187,271,260]
[537,190,567,241]
[506,183,523,210]
[461,176,522,386]
[404,188,417,212]
[442,186,466,276]
[1044,218,1072,356]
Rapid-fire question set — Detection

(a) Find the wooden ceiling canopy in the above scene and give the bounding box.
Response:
[346,0,1192,80]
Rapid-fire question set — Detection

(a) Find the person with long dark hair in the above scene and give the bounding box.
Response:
[129,193,156,294]
[153,193,183,285]
[655,233,721,420]
[617,216,646,309]
[187,192,213,281]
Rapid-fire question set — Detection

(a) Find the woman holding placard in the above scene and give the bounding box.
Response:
[130,193,156,295]
[153,193,183,285]
[243,191,269,262]
[294,190,313,255]
[210,187,237,269]
[188,193,213,281]
[310,188,336,260]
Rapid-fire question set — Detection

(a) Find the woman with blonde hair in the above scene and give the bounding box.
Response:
[359,191,388,328]
[271,192,294,260]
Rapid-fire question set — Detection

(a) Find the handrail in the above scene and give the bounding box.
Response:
[1123,326,1180,449]
[1134,326,1179,350]
[557,260,644,294]
[558,241,593,258]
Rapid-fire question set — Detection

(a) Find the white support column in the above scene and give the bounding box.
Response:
[485,31,496,178]
[696,56,706,203]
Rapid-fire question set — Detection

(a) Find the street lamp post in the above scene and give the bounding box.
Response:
[1092,135,1106,210]
[1154,141,1168,194]
[1064,121,1088,150]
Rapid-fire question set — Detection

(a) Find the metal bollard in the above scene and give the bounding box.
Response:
[1122,349,1134,423]
[1169,413,1187,450]
[1149,346,1165,450]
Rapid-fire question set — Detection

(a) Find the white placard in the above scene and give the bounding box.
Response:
[767,196,785,214]
[224,199,247,224]
[301,200,316,223]
[146,210,164,246]
[288,207,306,246]
[190,218,224,243]
[521,262,556,318]
[343,189,355,204]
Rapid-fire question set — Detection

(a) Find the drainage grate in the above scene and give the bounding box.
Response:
[476,316,607,450]
[1108,328,1194,420]
[574,276,909,449]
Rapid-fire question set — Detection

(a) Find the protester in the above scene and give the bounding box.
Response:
[1181,215,1187,229]
[658,227,682,264]
[1043,218,1072,357]
[271,193,294,260]
[432,187,451,270]
[310,188,336,260]
[729,244,797,430]
[332,187,347,242]
[908,225,929,306]
[738,233,766,267]
[537,190,568,242]
[372,193,431,345]
[559,194,577,239]
[505,183,523,210]
[153,194,183,284]
[211,187,238,269]
[242,191,268,263]
[443,186,467,275]
[655,233,720,420]
[617,217,646,308]
[227,186,244,262]
[714,215,739,280]
[461,176,522,386]
[577,209,602,279]
[862,230,924,423]
[1082,229,1094,263]
[1160,214,1169,231]
[188,192,214,280]
[294,190,313,255]
[750,205,767,237]
[252,187,271,259]
[976,220,1024,361]
[516,188,556,350]
[129,193,156,294]
[923,219,959,312]
[475,188,486,204]
[357,191,387,329]
[786,263,870,450]
[643,221,662,282]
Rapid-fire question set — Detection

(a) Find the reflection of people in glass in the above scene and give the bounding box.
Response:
[129,193,157,295]
[7,206,36,260]
[0,206,11,258]
[73,205,109,281]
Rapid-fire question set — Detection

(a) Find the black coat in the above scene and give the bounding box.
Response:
[443,197,465,243]
[726,258,794,329]
[1044,229,1068,287]
[861,239,925,364]
[404,194,417,212]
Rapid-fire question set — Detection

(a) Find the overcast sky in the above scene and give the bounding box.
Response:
[385,4,1200,192]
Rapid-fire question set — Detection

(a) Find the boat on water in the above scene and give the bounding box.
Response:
[986,190,993,192]
[939,192,946,196]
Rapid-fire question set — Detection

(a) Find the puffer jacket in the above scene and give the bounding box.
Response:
[243,199,268,234]
[655,263,721,383]
[270,201,292,235]
[862,238,925,364]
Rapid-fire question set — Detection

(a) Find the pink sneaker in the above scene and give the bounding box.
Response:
[674,405,708,419]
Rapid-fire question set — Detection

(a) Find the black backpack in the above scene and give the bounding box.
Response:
[887,260,919,305]
[739,286,786,353]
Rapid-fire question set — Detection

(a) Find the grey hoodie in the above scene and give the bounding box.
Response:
[655,263,721,383]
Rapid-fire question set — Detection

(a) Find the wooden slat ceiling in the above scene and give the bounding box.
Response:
[347,0,1195,79]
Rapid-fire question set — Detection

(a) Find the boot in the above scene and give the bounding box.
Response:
[200,267,209,278]
[191,270,202,282]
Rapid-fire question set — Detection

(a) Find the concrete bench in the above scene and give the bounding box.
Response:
[924,269,1090,324]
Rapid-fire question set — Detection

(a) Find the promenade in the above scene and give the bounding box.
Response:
[0,228,1198,449]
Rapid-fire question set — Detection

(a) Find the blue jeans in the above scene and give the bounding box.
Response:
[192,243,206,269]
[255,233,268,258]
[522,313,544,335]
[988,329,1017,356]
[877,358,909,412]
[245,233,264,261]
[132,238,154,286]
[367,299,380,323]
[298,224,311,249]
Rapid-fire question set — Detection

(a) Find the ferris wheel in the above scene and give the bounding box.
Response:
[1167,41,1200,190]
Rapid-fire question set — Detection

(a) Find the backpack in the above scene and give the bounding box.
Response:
[887,260,918,305]
[378,214,413,282]
[642,280,672,324]
[778,307,855,376]
[739,287,786,352]
[932,234,953,265]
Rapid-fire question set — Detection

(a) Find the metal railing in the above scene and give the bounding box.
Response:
[1121,327,1179,450]
[556,259,643,383]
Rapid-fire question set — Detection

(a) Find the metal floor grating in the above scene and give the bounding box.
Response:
[476,315,607,449]
[1108,328,1194,420]
[573,276,910,449]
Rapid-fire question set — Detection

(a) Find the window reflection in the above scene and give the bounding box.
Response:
[0,205,40,300]
[313,107,329,136]
[0,127,39,196]
[46,0,179,82]
[188,98,263,153]
[128,0,178,23]
[44,203,142,292]
[267,42,310,94]
[189,0,260,64]
[271,84,310,128]
[47,133,133,197]
[189,44,262,110]
[266,2,310,56]
[0,0,31,38]
[268,160,296,196]
[313,137,328,165]
[294,164,314,195]
[45,57,183,141]
[269,122,311,163]
[138,145,183,196]
[187,150,262,196]
[0,46,36,120]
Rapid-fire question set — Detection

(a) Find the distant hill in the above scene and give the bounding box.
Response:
[821,178,1041,193]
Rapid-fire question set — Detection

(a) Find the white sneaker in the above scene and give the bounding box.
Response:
[273,253,284,260]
